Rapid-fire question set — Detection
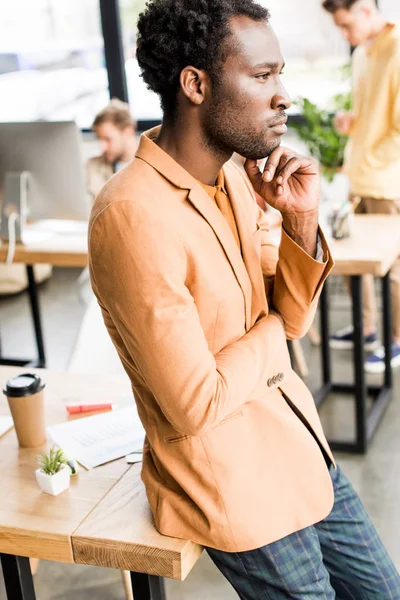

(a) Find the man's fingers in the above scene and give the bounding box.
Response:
[262,147,284,182]
[263,162,278,182]
[244,159,262,186]
[276,157,303,186]
[246,148,314,197]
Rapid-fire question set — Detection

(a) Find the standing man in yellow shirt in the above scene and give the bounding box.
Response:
[323,0,400,373]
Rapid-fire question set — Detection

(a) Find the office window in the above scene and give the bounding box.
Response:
[263,0,351,111]
[119,0,398,121]
[380,0,400,20]
[0,0,109,128]
[120,0,351,120]
[119,0,161,122]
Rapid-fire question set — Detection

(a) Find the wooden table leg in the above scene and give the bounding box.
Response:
[290,339,309,379]
[29,558,40,577]
[122,570,134,600]
[307,324,321,346]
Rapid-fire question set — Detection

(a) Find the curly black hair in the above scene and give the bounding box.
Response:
[137,0,270,116]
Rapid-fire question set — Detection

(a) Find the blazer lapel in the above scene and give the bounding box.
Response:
[187,186,252,330]
[136,127,253,330]
[224,165,269,324]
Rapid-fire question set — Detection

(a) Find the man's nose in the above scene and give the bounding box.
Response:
[271,87,292,111]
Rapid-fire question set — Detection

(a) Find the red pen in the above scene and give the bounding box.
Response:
[66,402,114,415]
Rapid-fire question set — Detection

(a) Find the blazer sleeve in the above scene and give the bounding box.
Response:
[89,199,290,437]
[255,205,334,340]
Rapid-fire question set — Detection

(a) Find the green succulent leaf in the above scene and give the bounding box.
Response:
[37,446,68,476]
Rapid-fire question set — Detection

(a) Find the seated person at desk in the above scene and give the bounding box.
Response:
[86,99,138,203]
[89,0,400,597]
[323,0,400,373]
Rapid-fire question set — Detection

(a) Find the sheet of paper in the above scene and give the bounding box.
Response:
[126,452,143,464]
[47,406,145,469]
[0,416,14,438]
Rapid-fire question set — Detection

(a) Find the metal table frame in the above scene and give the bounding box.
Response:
[0,266,46,368]
[0,553,167,600]
[314,272,393,454]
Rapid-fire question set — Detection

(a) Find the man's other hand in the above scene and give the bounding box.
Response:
[334,111,355,136]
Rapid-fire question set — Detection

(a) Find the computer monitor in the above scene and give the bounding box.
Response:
[0,121,90,227]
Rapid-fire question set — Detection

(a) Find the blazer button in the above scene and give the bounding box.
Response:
[272,375,279,385]
[267,378,273,387]
[278,373,285,381]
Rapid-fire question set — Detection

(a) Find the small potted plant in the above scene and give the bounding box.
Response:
[35,446,71,496]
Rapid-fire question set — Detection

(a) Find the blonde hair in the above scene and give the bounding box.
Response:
[92,98,136,131]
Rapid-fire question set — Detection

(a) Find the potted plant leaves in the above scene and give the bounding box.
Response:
[290,94,351,202]
[290,90,353,236]
[35,446,71,496]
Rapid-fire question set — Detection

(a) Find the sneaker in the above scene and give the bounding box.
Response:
[329,326,380,351]
[364,343,400,374]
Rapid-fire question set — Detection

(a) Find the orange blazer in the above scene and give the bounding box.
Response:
[89,126,335,553]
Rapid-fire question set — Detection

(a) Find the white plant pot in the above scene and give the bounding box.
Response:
[35,464,71,496]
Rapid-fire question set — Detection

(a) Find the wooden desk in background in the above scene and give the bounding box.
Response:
[315,214,400,453]
[0,367,202,600]
[0,234,88,368]
[3,215,399,454]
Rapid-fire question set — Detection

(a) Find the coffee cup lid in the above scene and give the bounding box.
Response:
[3,373,45,398]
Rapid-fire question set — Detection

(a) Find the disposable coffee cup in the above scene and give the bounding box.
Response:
[3,373,46,448]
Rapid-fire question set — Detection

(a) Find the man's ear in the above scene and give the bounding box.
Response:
[123,124,135,137]
[356,0,375,18]
[179,66,208,106]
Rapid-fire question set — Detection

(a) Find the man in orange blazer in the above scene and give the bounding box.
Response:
[89,0,399,597]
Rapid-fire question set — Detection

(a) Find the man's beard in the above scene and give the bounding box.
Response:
[202,90,282,161]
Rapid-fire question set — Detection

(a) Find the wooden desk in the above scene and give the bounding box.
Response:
[0,234,88,368]
[315,215,400,453]
[0,367,202,600]
[0,236,88,268]
[329,215,400,277]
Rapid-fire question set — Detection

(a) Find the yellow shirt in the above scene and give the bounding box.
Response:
[199,171,242,250]
[344,23,400,200]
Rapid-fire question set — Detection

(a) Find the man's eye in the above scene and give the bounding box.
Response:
[256,73,271,80]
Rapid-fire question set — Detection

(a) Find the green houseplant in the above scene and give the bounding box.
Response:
[35,446,71,496]
[290,93,351,182]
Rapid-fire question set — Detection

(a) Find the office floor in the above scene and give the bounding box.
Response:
[0,268,399,600]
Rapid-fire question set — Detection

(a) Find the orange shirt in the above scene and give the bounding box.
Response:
[199,170,241,250]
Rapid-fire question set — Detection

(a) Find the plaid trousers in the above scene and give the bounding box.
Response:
[206,465,400,599]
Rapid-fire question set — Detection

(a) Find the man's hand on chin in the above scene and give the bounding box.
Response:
[244,148,320,257]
